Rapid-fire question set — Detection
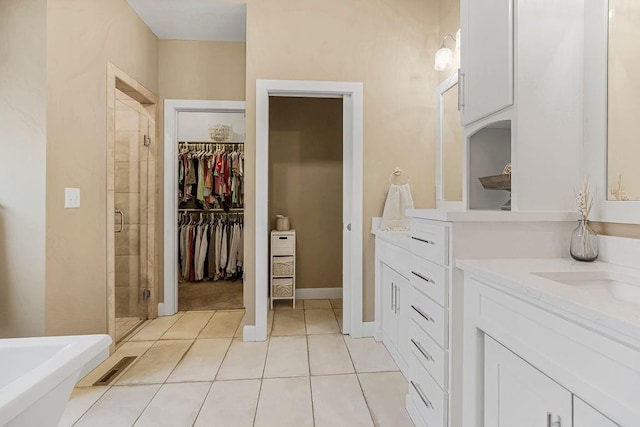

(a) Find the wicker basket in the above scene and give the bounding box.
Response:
[273,278,293,297]
[209,124,233,142]
[273,256,294,276]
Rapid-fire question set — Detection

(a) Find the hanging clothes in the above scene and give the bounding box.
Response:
[178,213,244,283]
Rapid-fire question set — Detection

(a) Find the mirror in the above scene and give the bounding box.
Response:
[436,73,464,207]
[607,0,640,200]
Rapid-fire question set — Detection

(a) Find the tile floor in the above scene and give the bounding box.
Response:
[61,299,414,427]
[115,317,143,342]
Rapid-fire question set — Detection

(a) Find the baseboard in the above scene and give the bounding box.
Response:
[295,287,343,300]
[157,303,166,316]
[362,321,375,338]
[242,325,255,342]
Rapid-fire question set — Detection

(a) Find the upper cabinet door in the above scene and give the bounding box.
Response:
[574,397,620,427]
[484,336,572,427]
[461,0,514,125]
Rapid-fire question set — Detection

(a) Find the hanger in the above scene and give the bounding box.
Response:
[389,167,410,185]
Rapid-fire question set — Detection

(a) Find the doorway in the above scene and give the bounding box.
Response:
[106,63,159,344]
[252,80,364,342]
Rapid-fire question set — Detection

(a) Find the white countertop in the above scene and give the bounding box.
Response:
[407,209,577,222]
[372,230,411,252]
[457,258,640,345]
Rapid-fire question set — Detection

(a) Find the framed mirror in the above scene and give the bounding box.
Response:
[584,0,640,223]
[436,72,464,209]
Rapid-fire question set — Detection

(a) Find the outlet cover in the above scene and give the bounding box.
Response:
[65,187,80,208]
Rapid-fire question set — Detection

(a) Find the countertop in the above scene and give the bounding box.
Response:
[372,230,411,252]
[457,258,640,344]
[407,209,577,222]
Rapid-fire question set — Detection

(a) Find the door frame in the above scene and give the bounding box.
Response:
[106,63,159,346]
[249,79,364,342]
[162,99,247,316]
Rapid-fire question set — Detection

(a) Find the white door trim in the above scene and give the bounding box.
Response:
[162,99,246,316]
[252,79,364,342]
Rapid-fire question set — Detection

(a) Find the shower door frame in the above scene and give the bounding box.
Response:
[106,63,159,346]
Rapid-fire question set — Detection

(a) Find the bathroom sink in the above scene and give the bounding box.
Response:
[533,271,640,305]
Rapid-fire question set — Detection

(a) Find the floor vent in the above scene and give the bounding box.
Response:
[93,356,137,386]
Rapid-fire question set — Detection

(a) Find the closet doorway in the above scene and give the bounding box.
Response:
[106,64,159,344]
[253,80,364,342]
[163,100,247,316]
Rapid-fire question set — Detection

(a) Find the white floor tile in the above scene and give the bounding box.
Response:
[308,334,354,375]
[254,377,313,427]
[167,338,232,383]
[263,336,309,378]
[199,311,244,338]
[235,313,248,338]
[344,336,399,373]
[311,374,374,427]
[358,372,414,427]
[273,299,304,310]
[74,385,160,427]
[76,341,154,387]
[58,386,109,427]
[161,311,214,340]
[116,340,192,385]
[271,309,306,336]
[134,382,210,427]
[216,338,269,380]
[129,313,183,341]
[305,309,340,335]
[303,299,332,309]
[335,309,343,332]
[267,309,274,335]
[194,379,261,427]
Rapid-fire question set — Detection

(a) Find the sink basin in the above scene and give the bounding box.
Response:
[533,271,640,305]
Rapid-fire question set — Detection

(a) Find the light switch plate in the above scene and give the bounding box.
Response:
[65,187,80,208]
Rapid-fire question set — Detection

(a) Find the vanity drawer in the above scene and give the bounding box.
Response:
[271,233,295,255]
[410,221,449,266]
[410,256,448,308]
[410,319,448,391]
[408,353,448,427]
[410,287,448,349]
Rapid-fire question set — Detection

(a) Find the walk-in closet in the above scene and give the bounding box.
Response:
[176,110,245,311]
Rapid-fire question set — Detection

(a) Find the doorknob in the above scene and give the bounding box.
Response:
[346,224,351,231]
[115,210,125,233]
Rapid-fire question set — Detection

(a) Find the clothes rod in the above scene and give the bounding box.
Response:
[179,208,244,212]
[178,141,244,144]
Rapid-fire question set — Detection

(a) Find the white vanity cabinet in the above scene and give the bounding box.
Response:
[484,335,571,427]
[460,0,514,125]
[574,397,619,427]
[381,263,410,360]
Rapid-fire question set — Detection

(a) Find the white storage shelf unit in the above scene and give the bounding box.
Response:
[270,230,296,308]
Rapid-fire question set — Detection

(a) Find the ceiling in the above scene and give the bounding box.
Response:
[126,0,246,42]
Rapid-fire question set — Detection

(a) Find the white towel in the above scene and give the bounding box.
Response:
[380,183,414,231]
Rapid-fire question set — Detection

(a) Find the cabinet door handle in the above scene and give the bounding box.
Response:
[395,285,400,314]
[115,210,125,233]
[458,69,465,110]
[412,271,435,284]
[547,413,561,427]
[410,381,433,409]
[411,236,436,245]
[391,282,396,311]
[411,339,434,362]
[411,305,434,323]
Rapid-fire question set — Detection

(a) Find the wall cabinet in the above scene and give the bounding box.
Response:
[461,0,514,125]
[485,336,571,427]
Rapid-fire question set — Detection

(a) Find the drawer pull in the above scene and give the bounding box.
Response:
[412,271,435,284]
[410,381,433,409]
[278,236,288,240]
[412,305,434,323]
[411,339,434,362]
[411,236,436,245]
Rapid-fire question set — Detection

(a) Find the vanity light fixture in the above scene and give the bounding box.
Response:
[434,33,457,71]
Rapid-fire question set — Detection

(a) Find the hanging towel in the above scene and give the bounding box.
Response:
[380,183,414,231]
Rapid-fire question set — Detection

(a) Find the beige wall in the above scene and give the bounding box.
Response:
[268,97,343,289]
[238,0,440,323]
[0,0,47,338]
[157,40,246,302]
[45,0,159,335]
